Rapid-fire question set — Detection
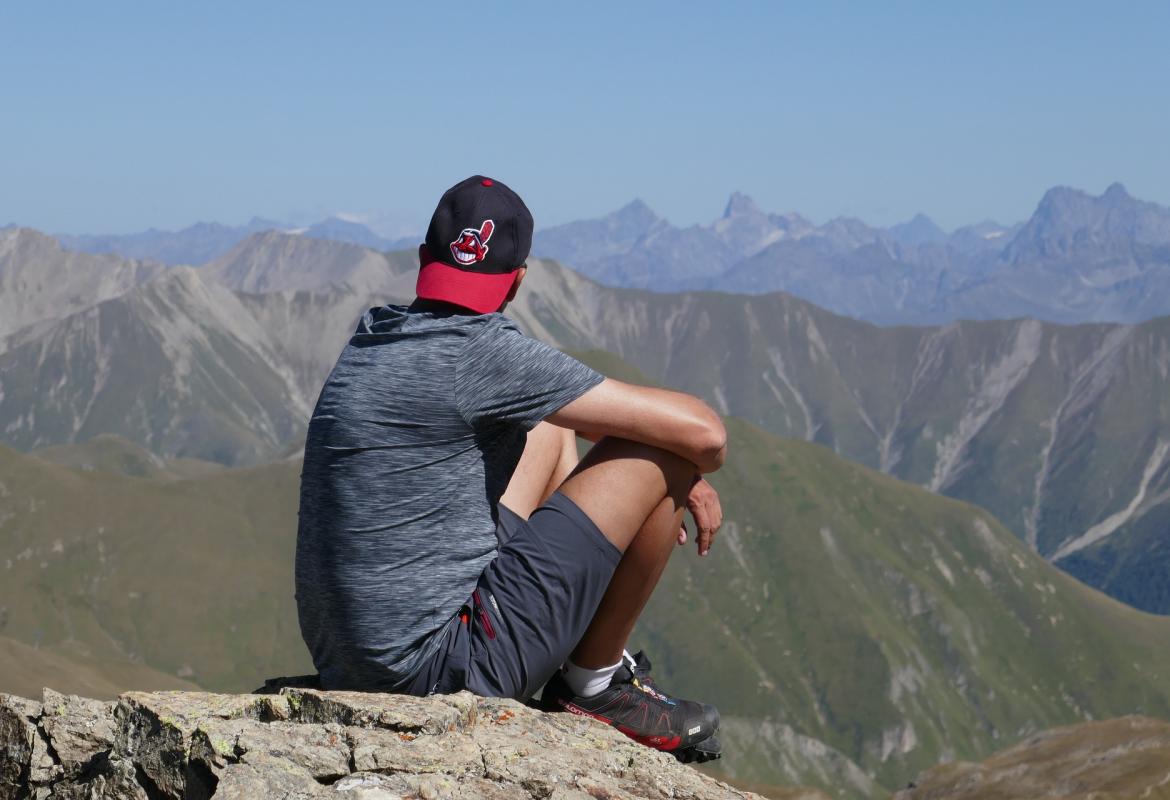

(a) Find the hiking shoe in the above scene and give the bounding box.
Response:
[625,650,720,731]
[538,654,720,756]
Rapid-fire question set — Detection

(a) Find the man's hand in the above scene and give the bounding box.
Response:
[677,477,722,557]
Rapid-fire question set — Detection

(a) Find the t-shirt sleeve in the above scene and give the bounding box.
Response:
[454,319,604,430]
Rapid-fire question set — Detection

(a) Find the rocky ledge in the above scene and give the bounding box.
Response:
[1,686,760,800]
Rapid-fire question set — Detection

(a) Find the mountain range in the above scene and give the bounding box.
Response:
[51,215,417,266]
[30,182,1170,327]
[533,183,1170,325]
[2,227,1169,618]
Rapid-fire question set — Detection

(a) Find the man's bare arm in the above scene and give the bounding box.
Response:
[548,379,727,473]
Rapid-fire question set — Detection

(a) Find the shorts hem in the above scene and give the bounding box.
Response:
[541,491,622,566]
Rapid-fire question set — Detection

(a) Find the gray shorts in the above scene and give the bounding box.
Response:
[405,491,621,700]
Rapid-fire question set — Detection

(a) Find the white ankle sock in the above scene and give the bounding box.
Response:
[563,657,623,698]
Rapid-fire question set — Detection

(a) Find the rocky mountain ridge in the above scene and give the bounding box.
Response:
[0,228,164,344]
[0,687,776,800]
[35,182,1170,325]
[533,183,1170,325]
[51,216,416,267]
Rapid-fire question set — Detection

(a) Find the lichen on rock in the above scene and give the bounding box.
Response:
[1,687,760,799]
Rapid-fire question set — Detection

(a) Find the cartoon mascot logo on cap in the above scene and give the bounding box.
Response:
[450,219,494,266]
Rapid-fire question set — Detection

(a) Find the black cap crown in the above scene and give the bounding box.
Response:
[424,175,534,275]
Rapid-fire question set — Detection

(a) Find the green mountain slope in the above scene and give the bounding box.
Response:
[4,232,1170,613]
[5,413,1170,795]
[538,353,1170,794]
[894,716,1170,800]
[31,433,224,480]
[0,635,198,700]
[0,444,314,691]
[637,418,1170,794]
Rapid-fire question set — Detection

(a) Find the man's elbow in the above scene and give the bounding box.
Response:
[694,409,728,471]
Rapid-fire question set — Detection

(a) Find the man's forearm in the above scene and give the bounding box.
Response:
[549,380,728,473]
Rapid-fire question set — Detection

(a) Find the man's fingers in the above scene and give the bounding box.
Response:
[697,526,714,556]
[677,524,688,546]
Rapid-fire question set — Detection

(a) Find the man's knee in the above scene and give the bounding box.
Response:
[580,436,695,495]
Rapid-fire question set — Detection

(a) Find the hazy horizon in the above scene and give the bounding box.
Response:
[3,2,1168,235]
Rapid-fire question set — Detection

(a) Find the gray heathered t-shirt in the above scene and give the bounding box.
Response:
[295,304,603,691]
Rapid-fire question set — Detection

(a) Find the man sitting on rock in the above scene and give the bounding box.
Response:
[295,175,727,760]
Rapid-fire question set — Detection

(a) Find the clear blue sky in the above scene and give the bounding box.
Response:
[3,1,1168,235]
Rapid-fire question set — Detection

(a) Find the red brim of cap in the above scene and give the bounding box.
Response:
[416,258,518,314]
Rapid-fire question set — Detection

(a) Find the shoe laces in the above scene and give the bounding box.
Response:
[622,651,671,703]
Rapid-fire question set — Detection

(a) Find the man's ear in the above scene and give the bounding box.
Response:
[504,267,527,303]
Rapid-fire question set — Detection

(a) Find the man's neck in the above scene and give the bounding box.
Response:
[408,298,479,315]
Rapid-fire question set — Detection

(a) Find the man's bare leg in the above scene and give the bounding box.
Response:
[500,422,577,519]
[555,437,695,668]
[501,428,695,669]
[570,494,684,667]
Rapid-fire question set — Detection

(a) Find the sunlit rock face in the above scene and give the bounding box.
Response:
[0,687,765,800]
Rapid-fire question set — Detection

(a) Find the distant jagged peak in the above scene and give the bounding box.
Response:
[888,213,948,247]
[0,225,59,252]
[132,264,239,310]
[723,192,762,218]
[963,219,1011,234]
[205,228,412,296]
[300,215,396,250]
[903,212,940,228]
[2,227,163,270]
[1034,181,1148,216]
[1033,184,1096,213]
[1006,182,1170,263]
[304,215,381,234]
[1103,181,1132,201]
[820,215,882,240]
[222,228,372,258]
[609,198,661,227]
[1028,182,1131,215]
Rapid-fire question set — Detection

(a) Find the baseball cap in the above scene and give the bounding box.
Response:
[416,175,534,314]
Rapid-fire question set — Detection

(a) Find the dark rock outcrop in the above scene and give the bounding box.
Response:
[1,688,761,799]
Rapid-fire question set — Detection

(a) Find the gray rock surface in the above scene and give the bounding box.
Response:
[0,688,761,799]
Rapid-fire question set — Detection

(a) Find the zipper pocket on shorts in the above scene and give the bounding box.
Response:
[471,589,496,640]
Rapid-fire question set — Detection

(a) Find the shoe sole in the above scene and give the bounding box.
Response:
[673,734,723,764]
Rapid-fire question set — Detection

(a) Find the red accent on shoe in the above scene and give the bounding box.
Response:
[616,724,683,751]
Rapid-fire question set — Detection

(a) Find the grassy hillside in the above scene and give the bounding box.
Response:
[637,418,1170,794]
[893,716,1170,799]
[4,411,1170,795]
[0,635,198,699]
[0,444,314,691]
[31,433,225,480]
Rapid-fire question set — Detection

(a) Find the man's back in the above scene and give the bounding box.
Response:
[295,303,601,690]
